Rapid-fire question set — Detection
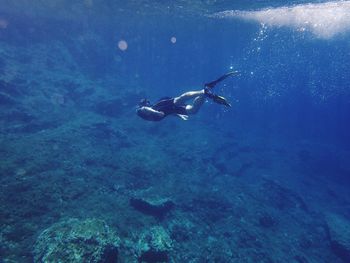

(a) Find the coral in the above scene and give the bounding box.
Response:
[134,226,173,262]
[33,218,120,263]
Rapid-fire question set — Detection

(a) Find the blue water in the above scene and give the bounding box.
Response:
[1,1,350,262]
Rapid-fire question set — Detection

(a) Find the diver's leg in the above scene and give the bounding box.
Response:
[205,71,239,89]
[173,90,205,105]
[185,95,206,115]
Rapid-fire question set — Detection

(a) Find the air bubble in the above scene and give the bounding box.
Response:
[118,40,128,51]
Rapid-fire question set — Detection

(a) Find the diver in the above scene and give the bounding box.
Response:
[136,71,238,121]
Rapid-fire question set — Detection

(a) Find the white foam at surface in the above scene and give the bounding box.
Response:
[212,1,350,39]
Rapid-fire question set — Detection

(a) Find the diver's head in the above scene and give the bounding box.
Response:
[136,98,151,120]
[138,98,150,108]
[136,107,148,119]
[136,99,163,121]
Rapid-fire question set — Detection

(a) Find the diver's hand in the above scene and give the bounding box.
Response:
[176,114,189,121]
[227,70,240,76]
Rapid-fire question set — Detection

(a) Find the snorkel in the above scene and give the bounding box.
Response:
[137,98,151,108]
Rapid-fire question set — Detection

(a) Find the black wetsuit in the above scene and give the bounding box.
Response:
[136,97,188,122]
[152,97,187,116]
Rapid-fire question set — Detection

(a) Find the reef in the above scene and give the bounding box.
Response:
[1,8,350,263]
[33,218,120,263]
[134,226,172,262]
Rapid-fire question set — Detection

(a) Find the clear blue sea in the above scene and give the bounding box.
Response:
[1,1,350,262]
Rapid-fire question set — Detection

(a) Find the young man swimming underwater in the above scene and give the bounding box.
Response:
[136,71,238,121]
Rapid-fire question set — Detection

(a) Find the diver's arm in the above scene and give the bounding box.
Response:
[139,106,165,118]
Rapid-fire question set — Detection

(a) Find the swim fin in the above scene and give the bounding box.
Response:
[204,87,231,107]
[212,94,231,107]
[204,71,239,89]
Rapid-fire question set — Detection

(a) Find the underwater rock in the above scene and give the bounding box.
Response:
[130,198,174,220]
[293,255,309,263]
[234,162,253,177]
[33,218,120,263]
[58,79,94,103]
[135,226,172,263]
[138,250,169,263]
[89,122,126,140]
[260,179,308,211]
[258,213,277,228]
[0,80,22,97]
[0,93,16,105]
[4,110,36,123]
[325,213,350,262]
[169,224,190,242]
[211,160,229,174]
[95,98,124,118]
[13,121,58,133]
[182,196,233,223]
[0,57,4,73]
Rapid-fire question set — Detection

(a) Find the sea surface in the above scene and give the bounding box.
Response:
[0,1,350,262]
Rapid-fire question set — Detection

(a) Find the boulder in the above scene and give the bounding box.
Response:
[33,218,120,263]
[130,198,174,220]
[326,213,350,262]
